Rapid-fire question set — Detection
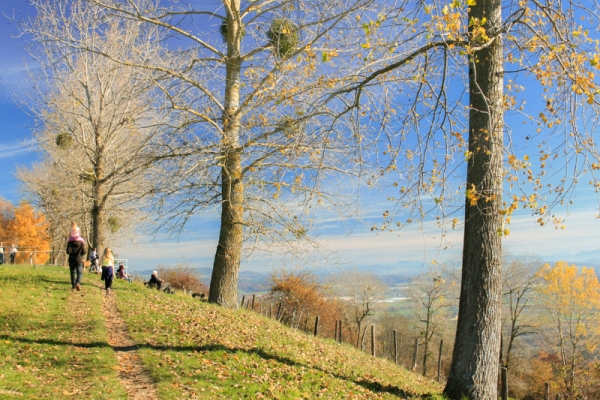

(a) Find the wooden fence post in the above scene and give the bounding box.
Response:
[501,366,508,400]
[251,294,255,311]
[393,330,398,365]
[360,326,367,351]
[241,295,245,308]
[545,382,550,400]
[412,338,419,372]
[334,320,338,341]
[371,325,375,357]
[339,320,343,344]
[297,310,303,329]
[313,316,320,337]
[291,308,297,327]
[437,339,444,382]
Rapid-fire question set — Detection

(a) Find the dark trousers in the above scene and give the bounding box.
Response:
[101,266,114,291]
[10,254,16,264]
[69,261,83,288]
[159,282,171,293]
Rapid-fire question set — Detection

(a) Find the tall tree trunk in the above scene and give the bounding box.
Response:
[209,0,244,308]
[92,149,105,255]
[91,198,104,256]
[209,151,244,308]
[444,1,504,399]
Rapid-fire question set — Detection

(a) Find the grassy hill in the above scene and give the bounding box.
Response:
[0,265,444,399]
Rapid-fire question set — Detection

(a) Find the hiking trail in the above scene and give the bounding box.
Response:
[101,287,159,400]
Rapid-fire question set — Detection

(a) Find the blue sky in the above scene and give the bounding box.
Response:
[1,1,600,278]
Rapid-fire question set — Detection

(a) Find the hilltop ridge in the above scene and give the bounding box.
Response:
[0,265,444,399]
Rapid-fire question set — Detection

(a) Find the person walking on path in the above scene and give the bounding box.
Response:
[89,248,99,273]
[9,244,18,265]
[0,242,4,264]
[66,227,86,291]
[100,247,115,296]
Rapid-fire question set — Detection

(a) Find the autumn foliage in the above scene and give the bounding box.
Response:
[269,271,345,339]
[0,199,51,264]
[158,265,209,294]
[535,261,600,399]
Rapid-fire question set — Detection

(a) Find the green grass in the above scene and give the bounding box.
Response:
[0,265,127,399]
[0,265,444,399]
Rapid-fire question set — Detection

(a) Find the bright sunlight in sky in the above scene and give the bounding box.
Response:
[1,1,599,277]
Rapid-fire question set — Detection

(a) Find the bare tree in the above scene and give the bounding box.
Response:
[21,0,169,254]
[329,270,388,349]
[65,0,386,308]
[409,270,452,377]
[501,257,542,371]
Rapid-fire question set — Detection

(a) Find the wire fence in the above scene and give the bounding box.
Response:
[1,248,130,273]
[0,248,67,266]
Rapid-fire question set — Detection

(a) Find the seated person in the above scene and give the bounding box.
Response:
[148,271,171,293]
[117,264,132,283]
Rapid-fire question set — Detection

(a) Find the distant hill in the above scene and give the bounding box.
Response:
[135,262,419,293]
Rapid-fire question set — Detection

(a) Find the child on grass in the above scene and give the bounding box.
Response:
[100,247,115,296]
[68,222,85,243]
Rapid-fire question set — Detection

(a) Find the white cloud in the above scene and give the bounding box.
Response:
[503,209,600,257]
[112,188,600,276]
[0,139,36,160]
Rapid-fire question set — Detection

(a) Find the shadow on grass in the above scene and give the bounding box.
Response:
[0,275,71,286]
[112,344,139,352]
[0,275,109,291]
[137,342,431,398]
[0,334,110,349]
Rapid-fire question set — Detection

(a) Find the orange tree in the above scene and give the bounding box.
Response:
[270,271,344,339]
[537,261,600,398]
[4,201,51,264]
[158,264,209,294]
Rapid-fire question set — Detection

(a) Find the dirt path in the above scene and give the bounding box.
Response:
[101,288,160,400]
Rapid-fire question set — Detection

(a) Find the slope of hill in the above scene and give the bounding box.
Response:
[0,265,444,399]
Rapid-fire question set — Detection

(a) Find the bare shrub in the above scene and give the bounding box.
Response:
[269,270,345,338]
[158,265,209,294]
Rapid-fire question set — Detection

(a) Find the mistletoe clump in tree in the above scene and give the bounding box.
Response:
[71,0,383,310]
[20,1,169,254]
